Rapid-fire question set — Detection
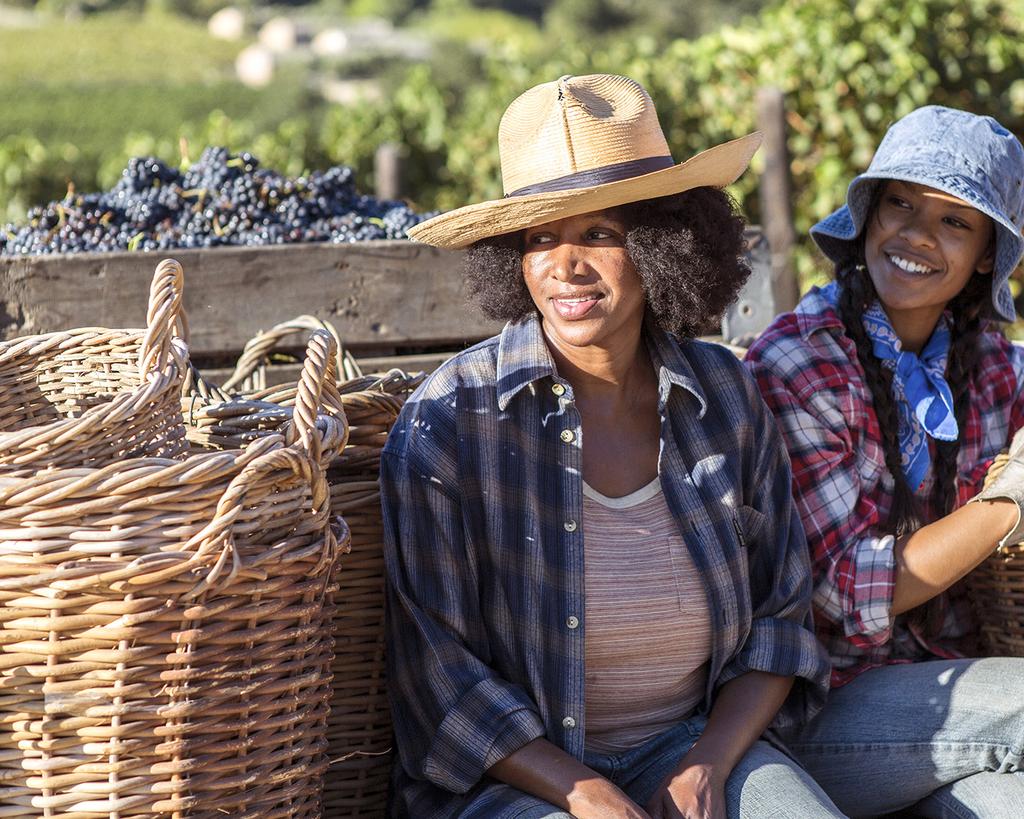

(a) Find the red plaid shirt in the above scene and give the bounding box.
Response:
[745,287,1024,687]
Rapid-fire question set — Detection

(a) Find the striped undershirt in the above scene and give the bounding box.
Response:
[582,477,712,754]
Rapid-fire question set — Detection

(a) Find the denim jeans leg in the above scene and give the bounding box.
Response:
[779,658,1024,817]
[611,718,702,804]
[724,740,847,818]
[606,716,844,817]
[913,771,1024,819]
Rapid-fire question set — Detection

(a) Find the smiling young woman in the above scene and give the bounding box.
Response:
[745,106,1024,816]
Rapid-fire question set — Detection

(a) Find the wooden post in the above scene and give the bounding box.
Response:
[755,87,799,313]
[374,143,403,201]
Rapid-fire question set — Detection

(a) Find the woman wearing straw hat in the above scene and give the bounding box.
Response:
[381,74,839,818]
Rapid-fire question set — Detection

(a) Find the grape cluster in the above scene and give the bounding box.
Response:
[0,148,438,256]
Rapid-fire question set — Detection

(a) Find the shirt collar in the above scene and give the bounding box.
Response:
[496,311,707,417]
[643,317,708,418]
[795,281,962,344]
[496,313,558,411]
[795,284,846,341]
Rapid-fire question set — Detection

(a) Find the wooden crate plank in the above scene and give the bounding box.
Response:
[0,241,502,355]
[196,350,460,386]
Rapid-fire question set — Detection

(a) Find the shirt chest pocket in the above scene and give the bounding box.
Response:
[667,535,711,617]
[733,504,768,551]
[685,509,755,638]
[730,504,763,602]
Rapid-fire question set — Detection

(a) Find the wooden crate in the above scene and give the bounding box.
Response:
[0,231,773,376]
[0,240,501,362]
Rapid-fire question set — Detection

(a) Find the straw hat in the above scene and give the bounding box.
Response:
[407,73,762,249]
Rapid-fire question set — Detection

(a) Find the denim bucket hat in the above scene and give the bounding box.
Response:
[811,105,1024,322]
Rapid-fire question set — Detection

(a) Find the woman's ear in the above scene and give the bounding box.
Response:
[976,244,996,275]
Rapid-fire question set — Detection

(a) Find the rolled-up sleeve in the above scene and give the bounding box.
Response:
[747,341,899,648]
[381,413,545,794]
[716,371,831,726]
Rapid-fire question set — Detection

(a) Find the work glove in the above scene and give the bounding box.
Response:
[973,426,1024,549]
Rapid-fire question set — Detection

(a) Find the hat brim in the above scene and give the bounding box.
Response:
[407,132,763,249]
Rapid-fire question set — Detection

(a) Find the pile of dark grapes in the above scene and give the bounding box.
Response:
[0,147,438,256]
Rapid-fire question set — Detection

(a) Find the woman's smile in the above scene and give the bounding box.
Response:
[883,251,939,277]
[550,290,605,319]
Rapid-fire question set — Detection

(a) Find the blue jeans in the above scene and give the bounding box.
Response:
[779,658,1024,818]
[457,715,843,818]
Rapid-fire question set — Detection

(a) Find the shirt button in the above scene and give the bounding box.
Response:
[566,615,579,629]
[563,520,577,532]
[562,716,576,729]
[551,383,566,396]
[559,429,575,443]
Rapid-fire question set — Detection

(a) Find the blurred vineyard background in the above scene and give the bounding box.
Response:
[3,0,1024,285]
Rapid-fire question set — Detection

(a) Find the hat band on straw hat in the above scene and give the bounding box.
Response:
[506,155,676,198]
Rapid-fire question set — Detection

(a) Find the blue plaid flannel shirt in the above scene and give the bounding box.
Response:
[381,312,830,814]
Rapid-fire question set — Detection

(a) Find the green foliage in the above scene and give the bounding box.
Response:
[410,0,542,47]
[0,135,80,225]
[315,0,1024,284]
[544,0,767,43]
[1,80,307,153]
[346,0,427,23]
[0,11,241,85]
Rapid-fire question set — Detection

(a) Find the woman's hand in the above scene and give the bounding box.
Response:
[645,761,726,819]
[571,778,653,819]
[486,738,651,818]
[641,672,795,819]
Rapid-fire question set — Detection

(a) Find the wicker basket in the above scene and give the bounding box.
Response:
[321,389,408,818]
[0,329,348,817]
[964,448,1024,657]
[970,543,1024,656]
[181,370,348,468]
[184,318,424,818]
[221,315,364,394]
[0,259,188,476]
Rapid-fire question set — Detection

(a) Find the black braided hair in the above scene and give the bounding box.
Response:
[836,262,992,635]
[838,266,993,528]
[931,272,990,518]
[835,263,922,536]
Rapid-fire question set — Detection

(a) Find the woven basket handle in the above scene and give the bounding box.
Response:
[221,315,362,393]
[180,362,232,404]
[137,258,186,379]
[183,443,339,597]
[287,329,348,464]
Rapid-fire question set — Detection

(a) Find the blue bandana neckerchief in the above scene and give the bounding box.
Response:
[822,282,958,489]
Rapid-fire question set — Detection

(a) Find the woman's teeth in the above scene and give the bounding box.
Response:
[552,294,600,319]
[888,254,935,275]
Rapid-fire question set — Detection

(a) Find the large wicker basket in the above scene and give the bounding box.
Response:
[220,314,364,394]
[970,543,1024,656]
[0,321,348,816]
[963,450,1024,657]
[184,318,424,818]
[0,259,188,475]
[321,388,408,818]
